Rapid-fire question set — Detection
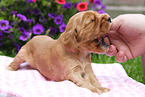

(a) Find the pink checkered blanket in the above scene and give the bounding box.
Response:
[0,55,145,97]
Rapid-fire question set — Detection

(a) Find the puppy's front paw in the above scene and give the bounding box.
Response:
[92,87,110,94]
[6,65,16,71]
[98,87,110,93]
[92,88,102,95]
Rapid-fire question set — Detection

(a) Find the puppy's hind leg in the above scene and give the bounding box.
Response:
[6,47,27,71]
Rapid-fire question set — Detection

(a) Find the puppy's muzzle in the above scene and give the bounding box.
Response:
[94,37,109,47]
[94,17,111,47]
[107,17,111,23]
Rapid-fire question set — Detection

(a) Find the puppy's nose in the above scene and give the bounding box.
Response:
[107,17,111,23]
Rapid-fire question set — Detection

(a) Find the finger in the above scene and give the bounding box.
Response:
[104,35,110,45]
[106,45,117,57]
[115,51,128,63]
[110,16,123,31]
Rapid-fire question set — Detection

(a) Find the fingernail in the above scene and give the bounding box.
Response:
[119,53,123,57]
[109,49,113,52]
[109,46,112,52]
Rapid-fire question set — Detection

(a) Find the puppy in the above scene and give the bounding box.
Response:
[7,10,112,94]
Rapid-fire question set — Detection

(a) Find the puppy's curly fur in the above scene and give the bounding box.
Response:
[7,10,112,94]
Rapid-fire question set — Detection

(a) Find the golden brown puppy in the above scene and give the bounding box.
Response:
[7,10,112,94]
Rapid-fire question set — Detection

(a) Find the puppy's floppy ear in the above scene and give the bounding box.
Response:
[61,25,78,53]
[81,11,96,26]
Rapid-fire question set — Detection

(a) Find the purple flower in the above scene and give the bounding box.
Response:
[101,5,106,9]
[17,14,27,21]
[0,31,3,35]
[95,4,106,10]
[10,11,17,15]
[0,34,4,41]
[39,16,47,23]
[91,6,96,10]
[11,21,17,26]
[32,24,44,35]
[48,13,57,19]
[19,27,26,34]
[26,0,36,3]
[26,19,35,24]
[32,9,41,15]
[20,32,30,41]
[62,2,72,9]
[59,14,63,18]
[3,30,11,33]
[59,23,66,32]
[8,33,14,39]
[27,0,34,3]
[0,20,9,31]
[94,0,106,10]
[3,26,12,33]
[54,15,63,25]
[26,9,32,15]
[0,42,4,47]
[98,9,105,14]
[74,3,78,8]
[27,29,33,33]
[13,43,21,51]
[9,25,12,29]
[94,0,102,5]
[49,27,57,36]
[1,6,6,11]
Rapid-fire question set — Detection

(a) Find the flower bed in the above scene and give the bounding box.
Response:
[0,0,106,56]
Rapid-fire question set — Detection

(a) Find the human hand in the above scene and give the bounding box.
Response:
[105,14,145,62]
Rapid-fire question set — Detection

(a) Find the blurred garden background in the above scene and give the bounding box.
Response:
[0,0,145,84]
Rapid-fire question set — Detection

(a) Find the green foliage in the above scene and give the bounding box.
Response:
[0,0,16,6]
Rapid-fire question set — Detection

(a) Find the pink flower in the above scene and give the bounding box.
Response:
[56,0,66,4]
[27,0,36,3]
[32,0,36,2]
[76,2,88,11]
[90,0,95,4]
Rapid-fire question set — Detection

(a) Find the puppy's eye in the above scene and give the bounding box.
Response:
[86,19,94,24]
[91,20,95,22]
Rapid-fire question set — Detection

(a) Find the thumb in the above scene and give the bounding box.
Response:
[110,16,123,31]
